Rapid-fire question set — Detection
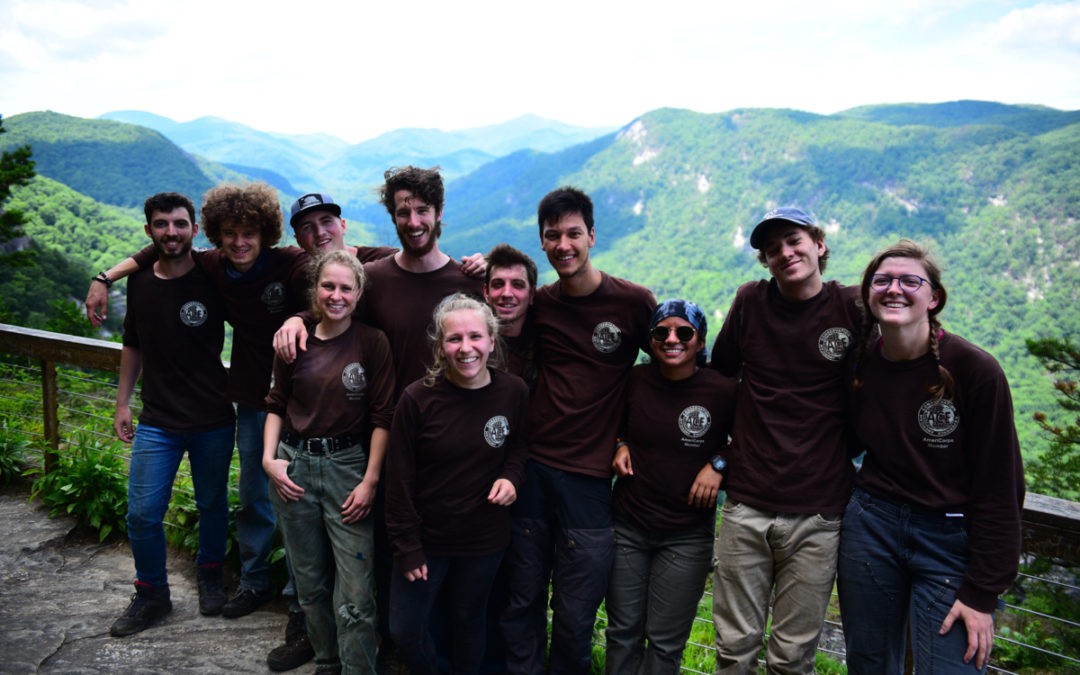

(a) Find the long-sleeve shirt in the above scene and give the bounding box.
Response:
[386,369,530,571]
[851,332,1025,611]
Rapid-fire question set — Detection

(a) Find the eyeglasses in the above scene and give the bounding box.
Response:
[869,273,933,293]
[650,325,697,342]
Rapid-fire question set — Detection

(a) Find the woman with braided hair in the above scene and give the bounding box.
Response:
[837,239,1025,674]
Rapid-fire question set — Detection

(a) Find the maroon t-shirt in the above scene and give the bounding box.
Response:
[266,319,395,438]
[123,263,234,433]
[613,365,737,533]
[359,256,484,399]
[528,273,656,478]
[710,279,860,514]
[851,332,1024,611]
[133,244,308,407]
[386,369,530,571]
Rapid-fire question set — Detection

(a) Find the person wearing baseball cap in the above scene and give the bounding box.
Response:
[708,206,860,673]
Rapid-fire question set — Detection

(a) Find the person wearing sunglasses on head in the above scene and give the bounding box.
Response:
[605,299,736,674]
[838,240,1024,674]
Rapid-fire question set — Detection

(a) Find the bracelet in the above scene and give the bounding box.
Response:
[93,272,113,288]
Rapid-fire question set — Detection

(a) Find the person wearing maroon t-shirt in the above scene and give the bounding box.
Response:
[709,207,859,674]
[484,243,538,384]
[386,294,529,675]
[109,193,235,638]
[501,187,656,674]
[606,299,736,674]
[263,251,395,674]
[839,240,1024,674]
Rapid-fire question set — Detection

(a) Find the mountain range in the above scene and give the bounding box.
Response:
[1,101,1078,461]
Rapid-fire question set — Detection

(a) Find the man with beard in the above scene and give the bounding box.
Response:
[109,192,235,637]
[274,167,484,667]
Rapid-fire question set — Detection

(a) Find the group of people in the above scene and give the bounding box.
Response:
[85,164,1025,675]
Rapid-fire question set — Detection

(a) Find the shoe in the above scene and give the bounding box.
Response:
[221,586,272,618]
[266,610,315,671]
[197,565,226,616]
[110,582,172,637]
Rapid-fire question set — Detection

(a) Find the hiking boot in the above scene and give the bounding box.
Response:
[221,586,272,618]
[266,610,315,671]
[197,565,226,616]
[110,582,172,637]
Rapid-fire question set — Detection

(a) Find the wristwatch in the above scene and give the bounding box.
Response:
[92,272,113,288]
[710,455,728,475]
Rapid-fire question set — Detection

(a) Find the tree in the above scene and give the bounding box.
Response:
[0,114,36,258]
[1026,337,1080,500]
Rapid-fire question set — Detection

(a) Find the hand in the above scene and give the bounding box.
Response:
[341,480,376,523]
[86,282,109,327]
[263,457,305,502]
[612,444,633,477]
[688,463,722,508]
[114,406,135,443]
[272,317,309,364]
[940,598,995,669]
[488,478,517,506]
[404,564,428,582]
[460,252,487,279]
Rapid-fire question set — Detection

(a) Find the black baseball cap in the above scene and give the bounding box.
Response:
[290,193,341,228]
[748,207,817,249]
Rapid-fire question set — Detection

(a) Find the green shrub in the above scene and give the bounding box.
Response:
[0,422,34,484]
[28,431,128,541]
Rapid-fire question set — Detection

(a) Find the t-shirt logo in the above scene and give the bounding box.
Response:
[179,301,208,327]
[592,321,622,354]
[342,363,367,393]
[679,405,711,438]
[918,398,959,437]
[261,282,286,313]
[484,415,510,448]
[818,327,853,361]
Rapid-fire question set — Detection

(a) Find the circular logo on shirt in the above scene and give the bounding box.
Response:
[484,415,510,448]
[261,282,286,312]
[678,405,712,438]
[818,327,853,361]
[342,363,367,393]
[179,301,208,327]
[592,322,622,353]
[918,398,959,437]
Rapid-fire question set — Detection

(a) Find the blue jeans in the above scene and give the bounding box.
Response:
[390,552,504,675]
[838,488,990,675]
[605,519,714,675]
[126,422,234,587]
[502,460,615,675]
[271,440,377,673]
[235,404,276,591]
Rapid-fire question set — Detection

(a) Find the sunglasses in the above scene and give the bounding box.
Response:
[650,325,697,342]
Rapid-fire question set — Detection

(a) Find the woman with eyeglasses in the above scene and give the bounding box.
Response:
[605,299,736,674]
[838,239,1025,674]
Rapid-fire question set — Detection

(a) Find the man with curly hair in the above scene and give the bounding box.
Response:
[86,182,308,624]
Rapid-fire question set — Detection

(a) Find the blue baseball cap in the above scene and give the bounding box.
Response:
[748,207,817,249]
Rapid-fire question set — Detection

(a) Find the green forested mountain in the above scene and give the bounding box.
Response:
[2,102,1077,464]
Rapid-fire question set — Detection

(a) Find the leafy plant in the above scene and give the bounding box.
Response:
[28,431,128,541]
[0,422,34,484]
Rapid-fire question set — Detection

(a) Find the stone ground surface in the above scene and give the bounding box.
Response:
[0,487,309,674]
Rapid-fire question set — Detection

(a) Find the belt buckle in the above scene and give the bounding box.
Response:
[308,438,326,455]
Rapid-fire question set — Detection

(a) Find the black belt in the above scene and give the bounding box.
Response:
[281,431,363,455]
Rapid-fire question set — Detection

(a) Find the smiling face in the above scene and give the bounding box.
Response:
[759,225,825,298]
[650,316,703,377]
[541,213,594,281]
[868,256,940,330]
[439,308,495,389]
[294,209,347,253]
[219,222,263,272]
[484,263,534,330]
[145,206,197,260]
[393,189,442,258]
[315,262,361,324]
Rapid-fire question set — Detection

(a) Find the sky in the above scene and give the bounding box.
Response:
[2,0,1079,143]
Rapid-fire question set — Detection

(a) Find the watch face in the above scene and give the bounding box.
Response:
[711,456,727,473]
